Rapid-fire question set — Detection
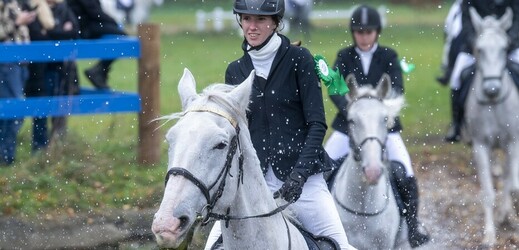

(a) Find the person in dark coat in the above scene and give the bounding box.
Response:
[444,0,519,142]
[66,0,126,90]
[22,0,79,151]
[204,0,353,249]
[0,0,35,165]
[323,5,430,248]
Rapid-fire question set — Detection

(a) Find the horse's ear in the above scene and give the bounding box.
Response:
[499,7,513,31]
[178,68,198,110]
[346,73,359,100]
[469,7,483,34]
[376,73,392,99]
[229,70,255,109]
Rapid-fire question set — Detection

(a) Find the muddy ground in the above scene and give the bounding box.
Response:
[409,138,519,249]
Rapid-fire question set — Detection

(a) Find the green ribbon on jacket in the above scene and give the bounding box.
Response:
[314,54,349,95]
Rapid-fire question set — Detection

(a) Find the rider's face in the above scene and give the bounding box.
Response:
[353,29,378,51]
[241,14,276,47]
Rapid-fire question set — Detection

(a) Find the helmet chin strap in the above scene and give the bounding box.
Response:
[243,32,276,52]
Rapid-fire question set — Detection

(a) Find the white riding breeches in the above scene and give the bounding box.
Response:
[451,48,519,90]
[324,131,351,161]
[204,167,354,250]
[450,52,476,90]
[324,130,414,177]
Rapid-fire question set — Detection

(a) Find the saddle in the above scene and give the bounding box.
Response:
[293,221,341,250]
[210,223,340,250]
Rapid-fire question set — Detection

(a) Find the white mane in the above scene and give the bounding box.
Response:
[159,83,249,127]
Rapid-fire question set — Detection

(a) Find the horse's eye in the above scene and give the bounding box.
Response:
[384,116,389,122]
[213,141,227,150]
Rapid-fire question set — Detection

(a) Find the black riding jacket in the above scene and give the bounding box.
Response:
[66,0,124,39]
[330,45,404,135]
[225,33,331,181]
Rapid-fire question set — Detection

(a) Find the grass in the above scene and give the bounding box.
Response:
[1,2,468,219]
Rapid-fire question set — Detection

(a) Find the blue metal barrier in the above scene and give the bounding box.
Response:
[0,36,141,118]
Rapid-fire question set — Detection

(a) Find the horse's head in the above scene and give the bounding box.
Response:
[470,7,512,98]
[151,68,255,248]
[345,73,405,185]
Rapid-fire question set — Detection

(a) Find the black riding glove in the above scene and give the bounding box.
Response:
[277,168,310,203]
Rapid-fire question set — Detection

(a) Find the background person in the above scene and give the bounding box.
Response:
[323,5,430,248]
[204,0,353,249]
[66,0,126,90]
[0,0,36,166]
[22,0,79,152]
[445,0,519,142]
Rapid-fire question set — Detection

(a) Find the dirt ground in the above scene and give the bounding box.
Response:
[411,138,519,250]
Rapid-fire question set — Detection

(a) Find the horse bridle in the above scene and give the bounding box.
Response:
[347,96,388,163]
[163,106,291,228]
[476,66,512,105]
[335,95,390,216]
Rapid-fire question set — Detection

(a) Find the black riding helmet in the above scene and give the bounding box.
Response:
[350,5,382,34]
[233,0,285,20]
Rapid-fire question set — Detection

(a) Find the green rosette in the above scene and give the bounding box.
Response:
[314,54,349,95]
[400,57,416,75]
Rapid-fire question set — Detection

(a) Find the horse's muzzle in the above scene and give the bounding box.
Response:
[483,78,502,98]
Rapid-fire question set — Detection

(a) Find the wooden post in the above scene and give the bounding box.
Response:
[137,23,161,165]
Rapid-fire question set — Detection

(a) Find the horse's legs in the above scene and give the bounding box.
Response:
[472,142,496,246]
[506,143,519,217]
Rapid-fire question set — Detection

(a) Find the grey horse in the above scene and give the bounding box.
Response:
[331,73,406,249]
[464,7,519,247]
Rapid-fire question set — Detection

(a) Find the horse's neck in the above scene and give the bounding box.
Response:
[220,134,292,248]
[334,156,389,208]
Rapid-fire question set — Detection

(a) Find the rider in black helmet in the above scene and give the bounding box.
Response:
[443,0,519,142]
[204,0,353,249]
[324,4,430,248]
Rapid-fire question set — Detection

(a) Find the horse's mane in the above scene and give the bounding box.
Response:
[158,83,249,128]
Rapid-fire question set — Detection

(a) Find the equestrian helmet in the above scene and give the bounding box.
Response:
[350,5,382,33]
[233,0,285,19]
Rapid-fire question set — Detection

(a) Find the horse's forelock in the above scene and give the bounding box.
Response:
[201,83,248,125]
[479,18,509,44]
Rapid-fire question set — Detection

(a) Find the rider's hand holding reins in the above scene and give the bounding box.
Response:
[276,167,310,203]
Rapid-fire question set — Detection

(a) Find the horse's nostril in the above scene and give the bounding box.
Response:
[178,216,190,230]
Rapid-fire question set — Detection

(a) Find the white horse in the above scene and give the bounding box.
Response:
[464,7,519,247]
[100,0,163,30]
[331,74,405,249]
[151,69,315,249]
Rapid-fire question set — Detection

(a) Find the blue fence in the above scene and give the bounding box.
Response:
[0,36,141,119]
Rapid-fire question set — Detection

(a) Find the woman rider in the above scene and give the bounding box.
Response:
[204,0,353,249]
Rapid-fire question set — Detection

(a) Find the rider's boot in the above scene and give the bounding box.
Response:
[508,61,519,86]
[444,89,462,143]
[403,176,430,248]
[436,66,452,86]
[389,161,430,248]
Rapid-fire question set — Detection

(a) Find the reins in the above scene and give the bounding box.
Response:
[334,173,391,217]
